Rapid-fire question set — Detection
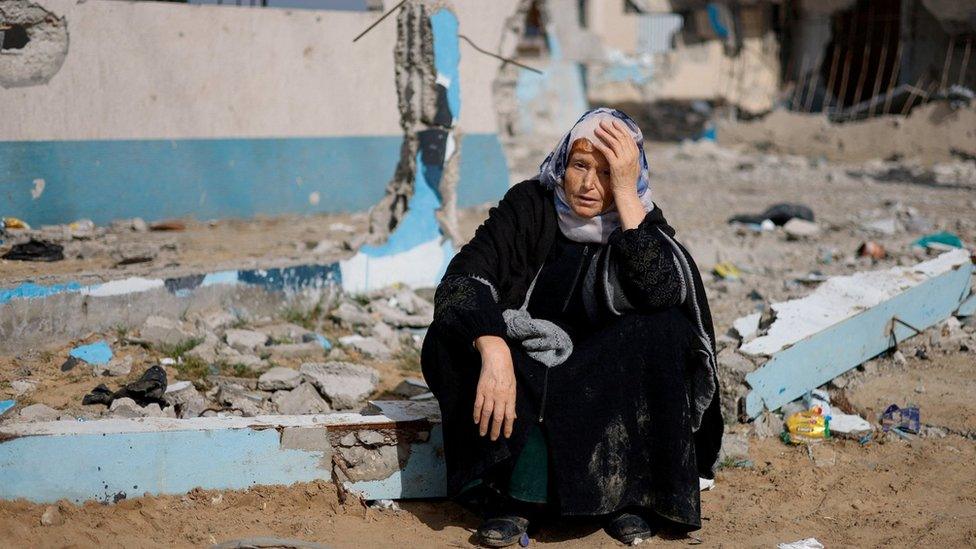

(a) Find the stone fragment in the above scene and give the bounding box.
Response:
[731,313,761,341]
[330,302,374,327]
[19,403,60,422]
[338,432,358,447]
[192,309,239,332]
[369,300,432,328]
[336,444,401,481]
[95,355,133,377]
[256,323,310,343]
[718,432,750,462]
[272,382,332,415]
[10,380,37,396]
[142,403,175,418]
[267,342,324,361]
[392,377,429,398]
[257,367,303,391]
[109,397,146,418]
[141,316,196,348]
[783,218,821,240]
[218,347,268,372]
[185,333,221,363]
[111,243,157,265]
[301,362,379,410]
[356,430,387,446]
[216,384,265,417]
[40,506,62,526]
[164,381,210,418]
[339,335,392,359]
[370,322,403,352]
[224,329,269,352]
[392,289,434,316]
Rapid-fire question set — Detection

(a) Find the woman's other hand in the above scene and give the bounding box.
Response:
[592,119,640,198]
[473,335,517,441]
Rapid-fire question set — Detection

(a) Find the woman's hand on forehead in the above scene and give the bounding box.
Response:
[592,119,640,198]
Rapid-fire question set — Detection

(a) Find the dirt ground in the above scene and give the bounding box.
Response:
[1,429,974,548]
[2,142,975,547]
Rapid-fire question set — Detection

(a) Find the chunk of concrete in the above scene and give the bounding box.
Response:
[191,309,239,332]
[783,218,821,240]
[40,506,63,527]
[392,289,434,316]
[271,382,332,415]
[224,329,269,352]
[369,300,433,328]
[163,381,210,419]
[109,398,146,418]
[95,356,133,377]
[185,333,221,363]
[301,362,379,410]
[732,312,762,341]
[255,323,310,343]
[330,302,374,327]
[10,380,37,396]
[338,335,393,359]
[257,367,303,391]
[392,377,429,398]
[266,342,324,361]
[19,403,60,422]
[370,322,403,352]
[141,316,196,348]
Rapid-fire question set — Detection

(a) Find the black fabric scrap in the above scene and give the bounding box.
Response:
[82,365,168,407]
[2,239,64,262]
[728,203,814,226]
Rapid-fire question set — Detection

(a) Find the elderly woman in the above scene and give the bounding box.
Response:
[421,108,722,546]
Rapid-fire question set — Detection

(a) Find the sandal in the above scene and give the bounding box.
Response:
[605,511,656,545]
[476,515,530,547]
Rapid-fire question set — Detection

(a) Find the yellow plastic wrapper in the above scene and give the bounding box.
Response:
[2,217,31,230]
[783,410,830,444]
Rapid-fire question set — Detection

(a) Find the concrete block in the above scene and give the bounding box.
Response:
[224,329,269,352]
[19,404,60,422]
[257,367,303,391]
[338,335,393,359]
[141,316,196,348]
[271,383,332,415]
[301,362,379,410]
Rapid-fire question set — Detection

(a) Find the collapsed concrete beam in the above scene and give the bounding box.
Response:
[0,401,444,505]
[739,249,973,418]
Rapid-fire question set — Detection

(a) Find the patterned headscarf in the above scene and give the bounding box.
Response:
[536,108,653,244]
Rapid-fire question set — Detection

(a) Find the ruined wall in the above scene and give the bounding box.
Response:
[0,0,511,226]
[716,101,976,163]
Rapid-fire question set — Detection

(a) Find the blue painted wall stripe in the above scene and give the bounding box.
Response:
[1,134,508,226]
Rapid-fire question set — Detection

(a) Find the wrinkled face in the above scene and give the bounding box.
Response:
[562,139,613,218]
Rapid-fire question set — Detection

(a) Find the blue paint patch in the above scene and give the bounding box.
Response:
[707,3,729,39]
[0,400,14,417]
[1,134,508,226]
[360,152,443,258]
[237,263,342,293]
[313,334,332,351]
[0,281,82,305]
[598,62,654,85]
[430,10,461,121]
[202,270,239,287]
[69,341,113,365]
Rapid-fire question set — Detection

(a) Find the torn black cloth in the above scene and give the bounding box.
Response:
[82,366,168,406]
[1,239,64,262]
[728,203,814,226]
[422,181,722,531]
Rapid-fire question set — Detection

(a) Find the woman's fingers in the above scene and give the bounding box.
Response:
[472,391,485,424]
[489,405,505,441]
[479,399,495,436]
[594,124,622,155]
[590,133,618,162]
[503,400,517,438]
[607,120,637,157]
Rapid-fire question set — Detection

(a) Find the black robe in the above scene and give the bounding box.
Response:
[421,181,723,530]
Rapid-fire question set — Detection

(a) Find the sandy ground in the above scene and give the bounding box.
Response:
[2,143,975,547]
[1,429,974,548]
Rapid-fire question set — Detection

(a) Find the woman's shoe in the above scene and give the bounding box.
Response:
[605,511,656,545]
[476,515,530,547]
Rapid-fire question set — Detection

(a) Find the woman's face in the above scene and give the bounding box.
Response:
[563,144,614,218]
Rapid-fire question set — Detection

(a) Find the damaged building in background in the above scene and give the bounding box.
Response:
[496,0,974,163]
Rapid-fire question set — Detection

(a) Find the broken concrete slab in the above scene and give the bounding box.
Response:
[140,316,196,348]
[732,312,761,341]
[271,382,331,415]
[741,249,973,418]
[224,329,269,353]
[18,403,60,422]
[393,378,430,399]
[255,323,312,343]
[0,401,443,504]
[330,302,374,327]
[266,342,324,361]
[338,335,393,359]
[301,362,379,410]
[94,355,133,377]
[257,367,302,391]
[163,381,210,419]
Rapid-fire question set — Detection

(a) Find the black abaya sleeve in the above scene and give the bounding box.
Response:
[433,182,546,344]
[606,211,683,310]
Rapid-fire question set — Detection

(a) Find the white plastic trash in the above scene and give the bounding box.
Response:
[778,538,824,549]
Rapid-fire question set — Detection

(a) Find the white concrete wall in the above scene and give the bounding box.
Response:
[0,0,516,141]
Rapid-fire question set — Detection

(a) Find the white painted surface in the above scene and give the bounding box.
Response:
[2,0,515,140]
[739,249,972,357]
